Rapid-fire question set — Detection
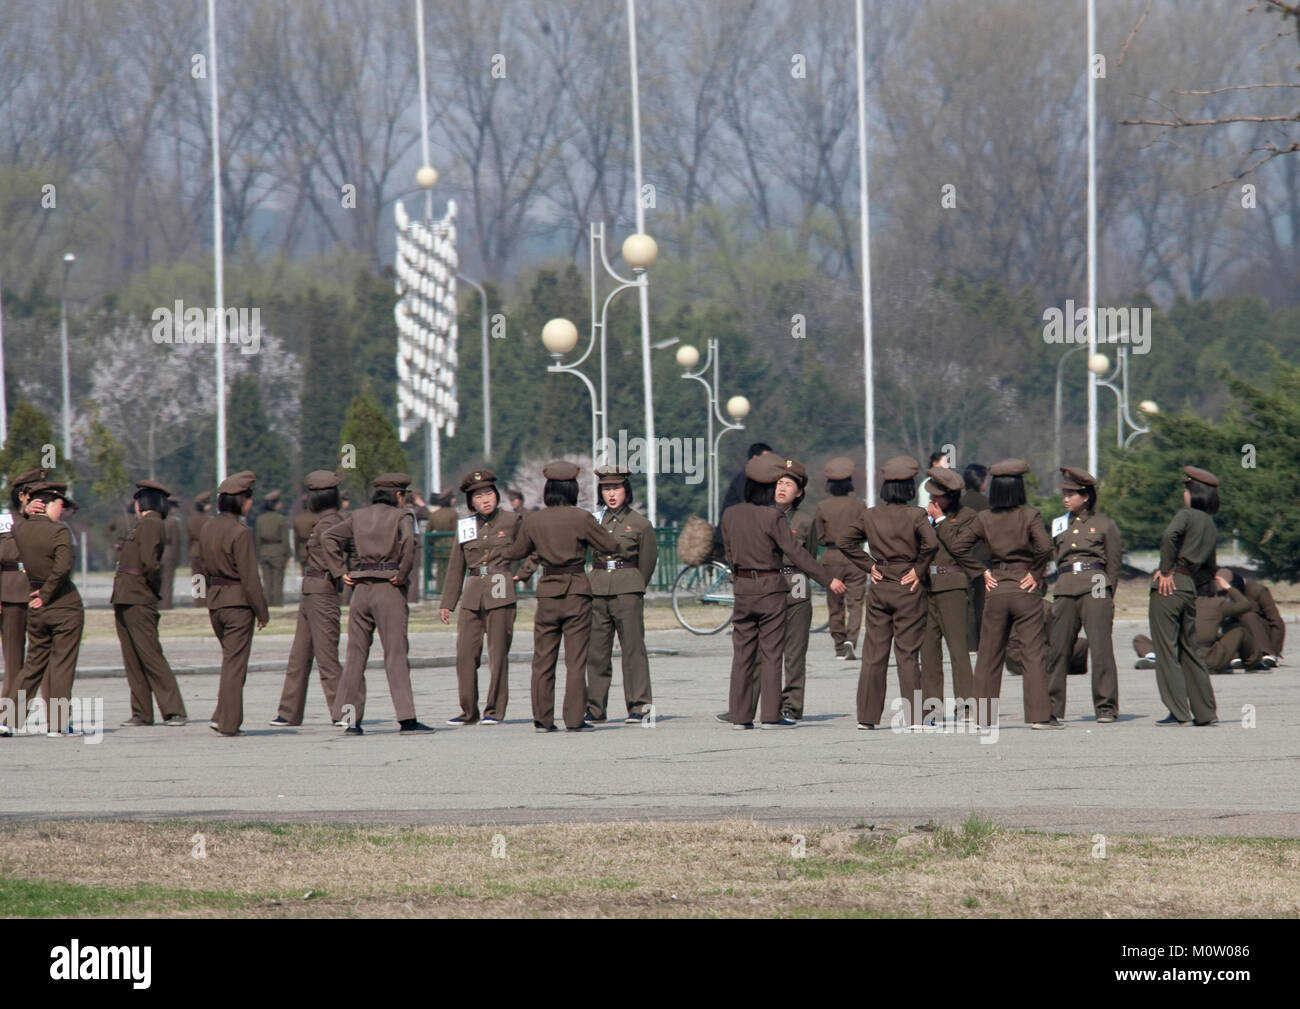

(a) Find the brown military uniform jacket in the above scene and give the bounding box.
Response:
[1194,587,1251,647]
[587,504,658,596]
[862,503,940,582]
[930,505,979,592]
[111,511,165,605]
[322,502,415,584]
[441,508,525,611]
[779,508,817,603]
[1242,580,1285,648]
[1050,508,1122,596]
[293,509,316,567]
[13,514,81,610]
[187,512,210,571]
[255,511,289,562]
[813,496,873,572]
[428,506,457,533]
[500,506,619,598]
[1,512,30,604]
[108,512,138,553]
[300,509,343,596]
[200,513,269,619]
[721,502,831,597]
[1159,507,1217,592]
[163,513,180,562]
[959,490,991,563]
[952,507,1052,593]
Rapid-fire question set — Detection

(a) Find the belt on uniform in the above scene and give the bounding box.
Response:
[473,564,512,576]
[929,565,962,575]
[780,565,800,575]
[1063,561,1104,573]
[27,578,44,589]
[302,566,331,579]
[1173,565,1193,576]
[115,565,144,576]
[542,564,586,576]
[873,561,917,581]
[208,576,240,586]
[354,562,399,572]
[733,568,778,578]
[992,562,1031,572]
[0,562,20,572]
[596,559,638,571]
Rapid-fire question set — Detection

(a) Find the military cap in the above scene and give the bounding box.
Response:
[880,455,920,481]
[743,453,783,484]
[12,468,46,489]
[194,491,212,505]
[542,460,580,481]
[304,470,341,491]
[27,481,74,507]
[264,489,281,503]
[989,458,1029,477]
[1183,465,1218,487]
[459,468,498,494]
[824,457,855,481]
[924,466,964,497]
[774,457,807,486]
[595,465,632,487]
[134,478,172,496]
[216,470,257,495]
[374,472,412,490]
[1059,466,1096,492]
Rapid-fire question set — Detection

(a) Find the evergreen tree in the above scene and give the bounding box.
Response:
[227,375,291,497]
[338,384,408,500]
[300,290,353,472]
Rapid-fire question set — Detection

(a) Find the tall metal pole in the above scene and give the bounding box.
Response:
[855,0,876,506]
[627,0,656,524]
[59,257,73,482]
[1086,0,1098,476]
[208,0,227,484]
[0,279,7,449]
[415,0,439,493]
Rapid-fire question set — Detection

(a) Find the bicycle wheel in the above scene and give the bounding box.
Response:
[671,561,735,635]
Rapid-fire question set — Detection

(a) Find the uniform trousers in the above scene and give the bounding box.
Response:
[210,606,254,734]
[1147,589,1217,723]
[115,603,186,722]
[973,587,1050,725]
[587,593,651,720]
[10,602,81,732]
[456,603,514,722]
[728,583,787,725]
[857,579,927,726]
[779,594,812,717]
[821,548,867,656]
[920,588,974,719]
[334,580,415,725]
[1048,593,1118,719]
[532,594,591,729]
[276,590,344,724]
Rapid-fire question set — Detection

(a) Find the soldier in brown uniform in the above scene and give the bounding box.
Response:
[585,466,658,724]
[1,469,46,707]
[1230,570,1284,667]
[1133,569,1259,674]
[951,459,1055,729]
[270,471,346,726]
[403,490,430,603]
[1147,467,1220,726]
[201,471,270,735]
[323,472,434,735]
[107,504,138,563]
[114,480,187,727]
[499,461,621,732]
[255,491,289,607]
[920,466,978,723]
[855,457,941,729]
[772,459,818,720]
[440,469,524,725]
[426,490,458,597]
[1046,467,1122,723]
[813,458,869,662]
[961,464,991,650]
[720,454,845,730]
[292,496,315,574]
[159,495,180,609]
[8,482,83,735]
[187,492,212,607]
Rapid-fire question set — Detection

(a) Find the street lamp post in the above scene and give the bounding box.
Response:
[589,223,657,449]
[1088,348,1156,449]
[541,317,600,506]
[676,340,747,525]
[59,253,75,491]
[457,273,491,460]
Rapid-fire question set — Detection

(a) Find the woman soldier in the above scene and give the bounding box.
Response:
[585,466,658,724]
[114,479,187,727]
[1047,467,1122,724]
[440,468,525,726]
[500,461,620,732]
[1,468,47,729]
[269,471,344,727]
[773,460,818,721]
[201,470,269,736]
[720,454,845,730]
[919,466,979,724]
[951,459,1055,729]
[855,457,940,730]
[813,458,869,662]
[10,481,83,735]
[1147,466,1220,726]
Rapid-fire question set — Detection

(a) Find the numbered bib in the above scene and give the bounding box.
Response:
[1051,514,1069,539]
[457,516,478,544]
[0,512,11,535]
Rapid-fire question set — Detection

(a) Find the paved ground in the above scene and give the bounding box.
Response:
[2,617,1297,836]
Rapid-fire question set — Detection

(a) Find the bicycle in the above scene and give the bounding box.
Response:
[670,558,830,636]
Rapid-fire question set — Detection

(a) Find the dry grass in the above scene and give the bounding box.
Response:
[1,818,1297,918]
